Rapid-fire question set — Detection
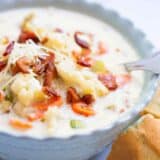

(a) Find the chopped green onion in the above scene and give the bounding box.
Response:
[106,105,116,110]
[70,120,85,129]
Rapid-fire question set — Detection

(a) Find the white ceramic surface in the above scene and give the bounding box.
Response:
[0,0,158,160]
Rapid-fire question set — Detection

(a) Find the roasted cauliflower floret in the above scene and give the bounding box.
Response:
[11,74,42,106]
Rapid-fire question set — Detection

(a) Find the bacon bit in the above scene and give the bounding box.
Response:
[3,41,15,56]
[33,57,46,75]
[54,28,63,33]
[9,119,32,131]
[81,49,91,55]
[18,31,39,43]
[116,74,131,87]
[41,37,48,44]
[77,56,93,67]
[0,60,7,72]
[67,87,81,104]
[27,111,44,122]
[43,62,57,87]
[42,86,58,97]
[0,90,4,102]
[115,48,121,52]
[33,53,57,87]
[43,54,57,87]
[72,50,80,60]
[74,32,90,49]
[81,94,95,105]
[11,56,32,74]
[98,41,108,54]
[119,108,125,113]
[71,102,95,117]
[33,96,63,111]
[98,74,118,90]
[72,49,91,61]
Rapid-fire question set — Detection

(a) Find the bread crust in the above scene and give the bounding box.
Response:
[107,115,160,160]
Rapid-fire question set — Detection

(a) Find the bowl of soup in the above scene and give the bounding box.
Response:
[0,0,158,160]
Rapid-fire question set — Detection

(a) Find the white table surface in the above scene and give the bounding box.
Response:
[90,0,160,159]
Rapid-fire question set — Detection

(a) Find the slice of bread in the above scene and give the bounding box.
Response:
[107,114,160,160]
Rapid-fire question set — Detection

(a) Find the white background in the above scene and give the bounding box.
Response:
[91,0,160,159]
[92,0,160,50]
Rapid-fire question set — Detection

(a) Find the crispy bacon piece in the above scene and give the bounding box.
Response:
[0,60,7,72]
[3,41,15,56]
[33,95,63,111]
[41,37,49,44]
[33,57,46,75]
[81,49,91,55]
[33,53,57,87]
[43,62,57,87]
[74,32,90,49]
[11,56,32,74]
[71,102,95,117]
[18,31,39,43]
[72,49,91,61]
[77,56,93,67]
[42,86,58,98]
[72,50,81,60]
[43,54,57,87]
[34,85,63,111]
[67,87,81,104]
[98,74,118,91]
[81,94,95,105]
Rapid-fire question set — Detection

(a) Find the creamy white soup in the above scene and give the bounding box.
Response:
[0,8,144,138]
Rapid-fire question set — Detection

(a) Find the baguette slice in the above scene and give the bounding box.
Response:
[107,114,160,160]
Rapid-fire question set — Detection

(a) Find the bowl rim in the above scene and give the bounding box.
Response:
[0,0,159,143]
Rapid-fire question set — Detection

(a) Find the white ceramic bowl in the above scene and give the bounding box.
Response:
[0,1,158,160]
